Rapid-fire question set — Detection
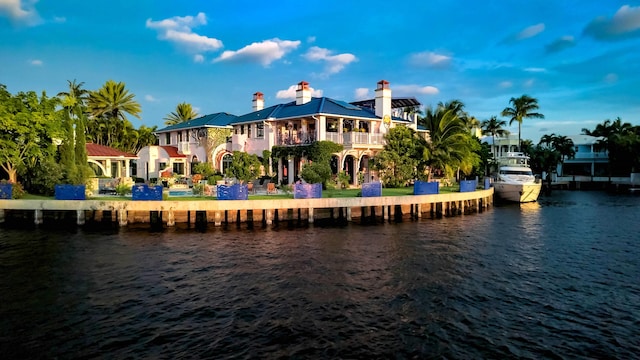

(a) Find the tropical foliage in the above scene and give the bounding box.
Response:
[225,151,261,184]
[501,95,544,150]
[164,102,199,126]
[582,118,640,175]
[371,126,422,187]
[481,116,510,156]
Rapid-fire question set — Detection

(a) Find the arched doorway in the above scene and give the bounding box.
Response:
[359,155,371,183]
[343,155,355,184]
[222,154,233,175]
[330,155,339,176]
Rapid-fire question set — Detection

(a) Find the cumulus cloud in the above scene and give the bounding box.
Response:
[545,35,576,53]
[146,12,223,53]
[144,94,158,102]
[193,54,204,63]
[0,0,41,25]
[584,5,640,41]
[354,88,369,100]
[276,84,323,99]
[502,23,545,44]
[409,51,452,68]
[307,36,316,43]
[393,84,439,96]
[303,46,357,75]
[214,38,300,66]
[29,59,42,66]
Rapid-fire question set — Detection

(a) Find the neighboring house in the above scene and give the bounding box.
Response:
[228,80,421,185]
[485,134,521,158]
[86,143,138,178]
[137,112,236,181]
[559,135,608,176]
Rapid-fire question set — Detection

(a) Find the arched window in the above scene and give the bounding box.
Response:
[222,154,233,174]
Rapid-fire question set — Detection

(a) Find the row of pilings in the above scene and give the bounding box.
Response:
[0,190,493,229]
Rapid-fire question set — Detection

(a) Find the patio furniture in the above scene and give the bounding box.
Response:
[267,182,277,194]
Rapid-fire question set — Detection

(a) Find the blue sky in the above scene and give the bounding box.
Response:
[1,0,640,142]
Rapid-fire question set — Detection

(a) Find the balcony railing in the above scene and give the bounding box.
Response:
[276,131,317,146]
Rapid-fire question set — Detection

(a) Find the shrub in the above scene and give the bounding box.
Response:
[115,183,132,196]
[192,183,205,195]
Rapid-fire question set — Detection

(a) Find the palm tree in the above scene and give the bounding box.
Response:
[501,95,544,151]
[57,79,89,114]
[552,135,575,176]
[88,80,141,123]
[481,116,510,157]
[164,102,199,126]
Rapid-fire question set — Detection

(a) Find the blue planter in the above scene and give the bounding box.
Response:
[414,181,439,195]
[294,183,322,199]
[484,177,491,190]
[361,182,382,197]
[54,184,86,200]
[132,185,163,201]
[217,184,248,200]
[0,183,12,199]
[459,180,477,192]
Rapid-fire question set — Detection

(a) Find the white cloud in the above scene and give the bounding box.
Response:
[545,35,576,53]
[394,84,439,95]
[517,23,545,40]
[193,54,204,63]
[354,88,369,100]
[604,73,618,83]
[584,5,640,41]
[302,46,357,75]
[307,36,316,43]
[499,81,513,88]
[276,84,323,99]
[144,94,158,102]
[524,67,546,73]
[409,51,452,68]
[0,0,41,25]
[215,38,300,66]
[524,79,535,87]
[146,12,223,53]
[29,59,42,66]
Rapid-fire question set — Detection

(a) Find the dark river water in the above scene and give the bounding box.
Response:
[1,191,639,359]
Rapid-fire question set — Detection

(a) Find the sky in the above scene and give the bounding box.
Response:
[1,0,640,142]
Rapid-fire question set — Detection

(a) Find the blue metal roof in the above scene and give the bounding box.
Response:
[157,112,236,132]
[230,97,412,124]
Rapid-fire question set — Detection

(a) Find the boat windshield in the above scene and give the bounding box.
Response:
[500,169,533,176]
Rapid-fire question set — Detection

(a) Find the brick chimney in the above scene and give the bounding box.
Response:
[296,81,311,105]
[252,92,264,111]
[374,80,391,119]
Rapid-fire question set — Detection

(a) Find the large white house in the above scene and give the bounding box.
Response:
[137,80,422,185]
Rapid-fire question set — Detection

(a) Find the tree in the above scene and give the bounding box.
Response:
[164,102,199,126]
[57,79,89,115]
[481,116,510,156]
[0,86,62,187]
[88,80,141,122]
[371,126,422,187]
[225,151,261,183]
[552,135,575,175]
[501,95,544,151]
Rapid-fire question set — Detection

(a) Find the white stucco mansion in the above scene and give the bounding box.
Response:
[136,80,423,185]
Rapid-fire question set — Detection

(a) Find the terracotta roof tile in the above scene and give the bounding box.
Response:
[160,146,187,158]
[86,143,138,158]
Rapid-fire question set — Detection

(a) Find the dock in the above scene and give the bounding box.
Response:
[0,189,493,228]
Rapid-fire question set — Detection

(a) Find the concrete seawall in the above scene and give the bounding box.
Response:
[0,189,493,227]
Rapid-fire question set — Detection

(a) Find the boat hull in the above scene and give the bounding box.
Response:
[493,182,541,203]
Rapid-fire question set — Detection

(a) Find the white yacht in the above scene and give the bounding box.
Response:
[492,152,541,203]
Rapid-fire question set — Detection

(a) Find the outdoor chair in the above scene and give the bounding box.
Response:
[247,182,254,194]
[267,183,277,194]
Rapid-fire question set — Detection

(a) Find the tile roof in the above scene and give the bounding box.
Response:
[86,143,138,158]
[230,97,413,125]
[157,112,237,132]
[160,146,187,158]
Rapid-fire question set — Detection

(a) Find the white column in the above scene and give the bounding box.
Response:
[288,158,295,184]
[278,158,283,184]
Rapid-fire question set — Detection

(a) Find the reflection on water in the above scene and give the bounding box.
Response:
[1,191,639,358]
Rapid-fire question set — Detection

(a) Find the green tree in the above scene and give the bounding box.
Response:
[225,151,261,183]
[0,86,62,186]
[481,116,510,156]
[88,80,141,122]
[501,95,544,151]
[371,126,421,187]
[164,102,199,126]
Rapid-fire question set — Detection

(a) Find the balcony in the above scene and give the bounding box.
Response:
[276,131,317,146]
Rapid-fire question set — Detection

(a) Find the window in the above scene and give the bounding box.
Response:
[257,123,264,138]
[165,133,170,145]
[241,125,245,135]
[131,160,137,176]
[222,154,233,174]
[178,132,183,142]
[159,162,167,170]
[173,162,184,175]
[248,124,252,138]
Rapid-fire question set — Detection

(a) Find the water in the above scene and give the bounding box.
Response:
[1,191,639,359]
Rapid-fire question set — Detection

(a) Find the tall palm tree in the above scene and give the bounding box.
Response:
[552,135,575,176]
[88,80,141,123]
[57,79,89,114]
[501,94,544,151]
[481,116,510,156]
[164,102,199,126]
